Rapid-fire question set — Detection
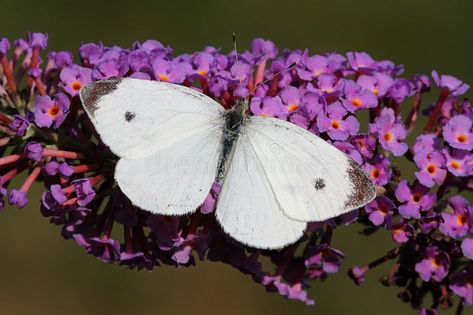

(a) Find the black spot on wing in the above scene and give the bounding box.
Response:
[124,111,136,122]
[313,178,326,190]
[80,77,122,115]
[344,159,376,209]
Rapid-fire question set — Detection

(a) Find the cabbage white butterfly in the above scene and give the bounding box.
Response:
[80,77,375,249]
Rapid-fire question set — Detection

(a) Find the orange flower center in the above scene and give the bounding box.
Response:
[426,164,437,174]
[287,104,299,112]
[197,70,208,76]
[158,74,170,81]
[431,257,441,268]
[331,120,341,129]
[260,113,268,117]
[456,133,468,143]
[355,139,365,150]
[372,88,379,96]
[450,160,461,170]
[322,88,334,93]
[351,98,363,107]
[456,214,467,226]
[379,205,389,214]
[393,228,402,235]
[412,193,421,203]
[313,70,322,76]
[48,105,60,117]
[370,168,380,179]
[70,81,82,91]
[384,131,393,142]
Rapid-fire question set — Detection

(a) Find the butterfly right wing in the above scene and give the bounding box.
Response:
[80,77,226,215]
[215,129,307,249]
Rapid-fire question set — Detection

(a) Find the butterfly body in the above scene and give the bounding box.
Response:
[217,101,248,183]
[80,77,375,249]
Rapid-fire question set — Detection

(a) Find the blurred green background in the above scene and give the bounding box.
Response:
[0,0,472,314]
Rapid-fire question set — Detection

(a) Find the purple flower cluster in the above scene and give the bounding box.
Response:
[0,32,472,313]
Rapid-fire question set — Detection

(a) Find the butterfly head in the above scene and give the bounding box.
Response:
[232,98,250,116]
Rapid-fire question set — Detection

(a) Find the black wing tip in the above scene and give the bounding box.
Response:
[344,158,376,209]
[80,77,123,115]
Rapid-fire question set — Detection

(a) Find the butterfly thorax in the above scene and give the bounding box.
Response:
[215,99,248,183]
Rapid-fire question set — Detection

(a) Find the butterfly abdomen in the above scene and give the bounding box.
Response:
[216,108,246,183]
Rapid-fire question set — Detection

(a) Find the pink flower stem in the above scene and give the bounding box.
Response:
[182,212,201,239]
[19,164,42,193]
[42,149,85,159]
[61,184,76,196]
[89,174,106,186]
[1,162,28,183]
[254,59,267,86]
[405,91,422,133]
[0,112,12,125]
[0,154,24,167]
[71,164,99,174]
[62,197,78,207]
[424,89,449,133]
[34,77,47,96]
[267,76,280,97]
[0,137,10,147]
[0,55,17,94]
[199,77,209,95]
[26,47,40,90]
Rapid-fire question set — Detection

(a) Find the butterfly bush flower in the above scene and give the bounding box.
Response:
[0,32,472,313]
[440,196,472,238]
[415,246,450,282]
[442,115,473,151]
[395,180,437,219]
[369,108,408,156]
[317,102,359,140]
[33,93,70,128]
[60,65,92,96]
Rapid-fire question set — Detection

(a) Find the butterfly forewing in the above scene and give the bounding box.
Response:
[80,78,224,160]
[244,116,376,222]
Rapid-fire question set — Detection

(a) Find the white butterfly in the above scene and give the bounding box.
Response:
[79,77,375,249]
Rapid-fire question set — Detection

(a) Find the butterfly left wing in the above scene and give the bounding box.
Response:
[243,116,376,222]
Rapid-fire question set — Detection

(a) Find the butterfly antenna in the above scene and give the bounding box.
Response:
[232,32,239,66]
[248,61,298,96]
[232,32,244,87]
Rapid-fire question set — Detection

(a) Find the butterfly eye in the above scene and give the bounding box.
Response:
[124,111,136,122]
[313,178,325,190]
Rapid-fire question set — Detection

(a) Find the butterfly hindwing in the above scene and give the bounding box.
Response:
[215,129,307,249]
[115,124,224,215]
